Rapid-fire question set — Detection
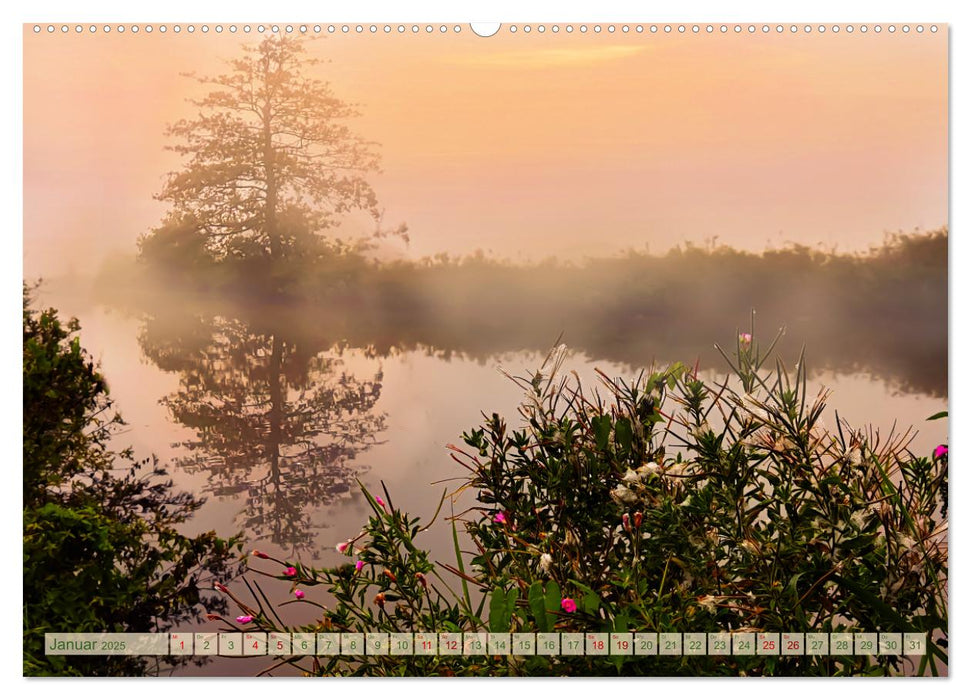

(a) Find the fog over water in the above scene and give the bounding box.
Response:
[34,254,947,675]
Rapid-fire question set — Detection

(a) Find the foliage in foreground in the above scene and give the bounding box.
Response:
[23,288,243,676]
[214,330,948,676]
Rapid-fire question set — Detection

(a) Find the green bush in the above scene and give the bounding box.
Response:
[217,332,947,677]
[23,287,243,676]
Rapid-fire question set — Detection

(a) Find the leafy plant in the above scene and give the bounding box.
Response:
[217,329,947,676]
[23,287,243,676]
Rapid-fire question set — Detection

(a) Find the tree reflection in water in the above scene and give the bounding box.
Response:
[139,309,386,557]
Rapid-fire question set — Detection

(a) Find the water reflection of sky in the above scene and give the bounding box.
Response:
[67,304,946,543]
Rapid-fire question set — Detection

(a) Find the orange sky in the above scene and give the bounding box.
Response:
[23,26,947,276]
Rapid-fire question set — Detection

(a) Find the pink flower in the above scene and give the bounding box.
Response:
[336,541,350,554]
[622,513,630,531]
[561,598,577,613]
[251,550,269,559]
[934,444,948,459]
[283,566,297,577]
[376,496,386,509]
[236,615,253,624]
[493,512,506,524]
[739,333,752,345]
[294,590,305,599]
[355,560,364,572]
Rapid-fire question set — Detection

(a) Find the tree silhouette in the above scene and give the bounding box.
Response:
[156,35,381,261]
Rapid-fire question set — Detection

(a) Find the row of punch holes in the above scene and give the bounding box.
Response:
[32,23,940,36]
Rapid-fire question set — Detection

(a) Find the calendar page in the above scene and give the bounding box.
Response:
[22,18,948,678]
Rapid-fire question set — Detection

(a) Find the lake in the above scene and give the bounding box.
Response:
[35,282,948,676]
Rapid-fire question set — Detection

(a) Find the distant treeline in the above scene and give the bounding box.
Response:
[98,228,947,396]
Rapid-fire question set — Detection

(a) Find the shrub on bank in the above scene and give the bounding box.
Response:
[23,289,243,676]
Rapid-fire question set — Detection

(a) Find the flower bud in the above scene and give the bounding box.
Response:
[382,568,397,583]
[633,511,643,529]
[251,550,269,559]
[374,593,386,607]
